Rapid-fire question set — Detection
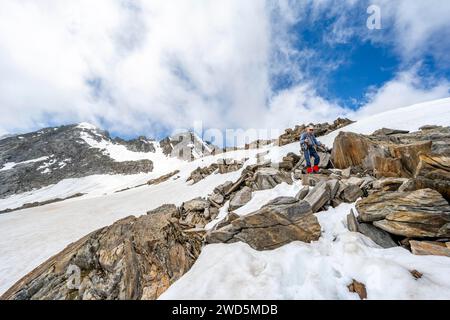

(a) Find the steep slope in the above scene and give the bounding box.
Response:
[0,98,449,297]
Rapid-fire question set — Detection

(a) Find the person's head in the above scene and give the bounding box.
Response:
[307,126,314,134]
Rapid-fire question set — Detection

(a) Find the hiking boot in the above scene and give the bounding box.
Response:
[313,165,320,173]
[306,167,313,174]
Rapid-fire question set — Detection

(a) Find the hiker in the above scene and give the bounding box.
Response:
[300,125,323,174]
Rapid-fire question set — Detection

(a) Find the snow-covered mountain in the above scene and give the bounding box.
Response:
[0,97,449,298]
[0,123,215,200]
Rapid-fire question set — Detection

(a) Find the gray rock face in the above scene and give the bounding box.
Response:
[1,205,203,300]
[303,181,331,213]
[206,197,321,250]
[358,223,398,248]
[229,187,252,211]
[251,167,293,191]
[0,124,155,198]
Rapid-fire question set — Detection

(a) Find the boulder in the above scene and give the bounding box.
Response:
[295,186,310,201]
[209,193,224,206]
[304,181,331,213]
[358,223,397,248]
[331,131,433,178]
[214,181,234,196]
[412,154,450,201]
[372,177,409,191]
[357,189,450,238]
[302,174,330,187]
[183,198,210,212]
[372,128,410,136]
[410,241,450,257]
[206,198,321,250]
[327,179,340,199]
[250,167,293,191]
[1,205,202,300]
[357,189,450,223]
[340,184,363,203]
[229,187,252,211]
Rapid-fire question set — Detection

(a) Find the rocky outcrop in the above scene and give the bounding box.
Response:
[276,118,354,146]
[147,170,180,185]
[206,197,321,250]
[331,126,450,182]
[248,167,293,191]
[331,131,432,178]
[217,159,245,174]
[356,189,450,238]
[186,164,219,184]
[179,198,218,228]
[1,205,203,300]
[412,154,450,201]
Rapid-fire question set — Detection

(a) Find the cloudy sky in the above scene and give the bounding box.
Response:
[0,0,449,142]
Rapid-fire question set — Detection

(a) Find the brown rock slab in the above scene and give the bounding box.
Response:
[410,241,450,257]
[206,197,321,251]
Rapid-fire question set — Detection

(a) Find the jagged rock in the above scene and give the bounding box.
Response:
[295,186,310,201]
[357,189,450,238]
[1,205,202,300]
[358,223,397,248]
[410,241,450,257]
[357,188,450,221]
[217,158,245,174]
[340,184,363,203]
[276,118,354,146]
[304,181,331,213]
[331,131,432,178]
[229,187,252,211]
[327,179,340,199]
[214,181,234,196]
[186,164,218,184]
[250,167,293,191]
[347,210,359,232]
[372,177,409,191]
[373,128,410,136]
[302,174,330,187]
[206,197,320,250]
[183,198,210,212]
[341,167,351,179]
[398,179,416,192]
[412,154,450,201]
[348,280,367,300]
[209,193,224,206]
[147,170,180,185]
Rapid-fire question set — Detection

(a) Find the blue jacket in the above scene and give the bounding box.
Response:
[300,132,322,149]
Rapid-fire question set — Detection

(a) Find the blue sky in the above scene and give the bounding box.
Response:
[0,1,449,143]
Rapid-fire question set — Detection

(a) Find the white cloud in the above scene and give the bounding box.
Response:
[0,0,449,141]
[355,70,450,118]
